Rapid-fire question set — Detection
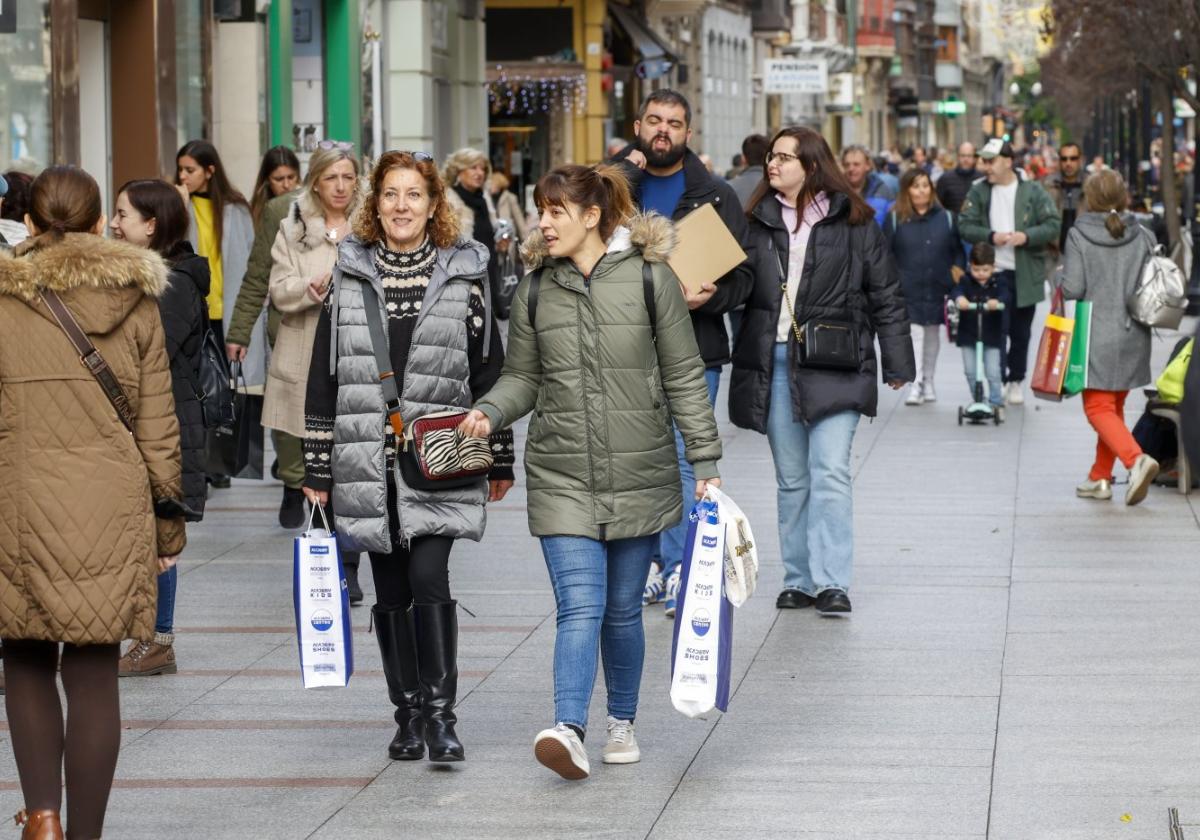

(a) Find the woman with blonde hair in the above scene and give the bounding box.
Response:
[1060,169,1159,504]
[444,148,502,308]
[302,150,514,764]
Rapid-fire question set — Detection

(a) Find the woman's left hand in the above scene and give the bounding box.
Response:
[694,477,722,500]
[307,272,332,303]
[488,480,515,502]
[458,409,492,439]
[887,380,907,391]
[158,555,179,573]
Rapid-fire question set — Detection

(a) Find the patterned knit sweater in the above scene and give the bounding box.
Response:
[303,238,515,491]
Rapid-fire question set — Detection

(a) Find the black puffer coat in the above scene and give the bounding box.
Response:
[159,241,209,520]
[730,191,915,431]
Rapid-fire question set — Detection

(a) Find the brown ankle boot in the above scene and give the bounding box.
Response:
[14,810,63,840]
[118,634,177,677]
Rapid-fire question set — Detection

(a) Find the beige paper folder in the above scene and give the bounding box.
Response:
[665,202,748,295]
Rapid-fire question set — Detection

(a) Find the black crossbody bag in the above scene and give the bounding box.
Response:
[775,246,860,372]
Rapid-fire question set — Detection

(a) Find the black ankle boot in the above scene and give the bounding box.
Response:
[373,604,425,760]
[413,601,464,762]
[278,486,306,529]
[343,552,363,605]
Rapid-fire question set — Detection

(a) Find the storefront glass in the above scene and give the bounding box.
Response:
[0,0,52,172]
[176,0,206,147]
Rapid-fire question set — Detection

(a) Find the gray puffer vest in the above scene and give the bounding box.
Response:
[326,234,491,553]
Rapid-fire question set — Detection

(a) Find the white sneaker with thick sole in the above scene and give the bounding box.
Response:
[1006,382,1025,405]
[922,382,937,403]
[904,384,924,406]
[642,563,664,607]
[534,724,590,780]
[663,569,681,617]
[602,717,641,764]
[1125,454,1160,506]
[1076,478,1112,500]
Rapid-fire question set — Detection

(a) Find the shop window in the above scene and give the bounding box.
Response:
[486,9,573,62]
[0,0,52,171]
[176,0,207,146]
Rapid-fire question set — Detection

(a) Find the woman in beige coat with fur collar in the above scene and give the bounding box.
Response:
[264,146,361,536]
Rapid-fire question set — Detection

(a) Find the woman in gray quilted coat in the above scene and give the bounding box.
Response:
[1060,169,1159,505]
[460,164,722,781]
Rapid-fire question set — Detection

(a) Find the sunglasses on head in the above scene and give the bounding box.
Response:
[397,150,433,162]
[317,140,355,152]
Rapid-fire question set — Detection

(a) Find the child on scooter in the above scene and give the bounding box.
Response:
[953,243,1012,415]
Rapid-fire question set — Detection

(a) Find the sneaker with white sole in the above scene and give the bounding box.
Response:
[922,382,937,403]
[904,384,924,406]
[602,717,641,764]
[1006,382,1025,405]
[534,724,589,780]
[663,570,680,617]
[642,563,664,607]
[1076,478,1112,500]
[1125,454,1159,506]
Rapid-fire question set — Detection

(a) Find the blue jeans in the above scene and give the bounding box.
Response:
[766,344,859,595]
[540,534,658,732]
[658,367,722,580]
[155,566,177,635]
[961,345,1003,406]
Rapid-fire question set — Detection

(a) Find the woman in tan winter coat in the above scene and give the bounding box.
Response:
[0,166,186,840]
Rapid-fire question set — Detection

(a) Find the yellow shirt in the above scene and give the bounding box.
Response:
[192,195,224,321]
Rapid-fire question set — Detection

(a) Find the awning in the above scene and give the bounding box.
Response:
[609,3,677,67]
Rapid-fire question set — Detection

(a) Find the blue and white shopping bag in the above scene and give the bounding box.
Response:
[670,496,734,717]
[293,504,354,688]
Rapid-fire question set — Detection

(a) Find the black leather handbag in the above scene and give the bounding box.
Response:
[775,249,861,371]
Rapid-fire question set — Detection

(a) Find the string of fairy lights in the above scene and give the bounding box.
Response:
[487,67,588,116]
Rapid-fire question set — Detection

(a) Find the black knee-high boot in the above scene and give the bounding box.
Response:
[372,605,425,760]
[413,601,464,762]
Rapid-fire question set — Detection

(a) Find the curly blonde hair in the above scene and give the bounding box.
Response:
[352,151,460,249]
[442,148,490,188]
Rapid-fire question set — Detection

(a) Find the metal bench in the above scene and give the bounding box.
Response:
[1146,397,1193,495]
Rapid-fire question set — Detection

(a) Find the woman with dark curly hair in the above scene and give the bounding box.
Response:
[301,151,515,764]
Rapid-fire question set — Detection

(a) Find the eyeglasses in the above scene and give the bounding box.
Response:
[1060,155,1081,162]
[317,140,355,152]
[766,151,799,165]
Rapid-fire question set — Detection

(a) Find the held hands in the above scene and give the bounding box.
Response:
[681,282,717,310]
[302,486,329,508]
[226,343,247,362]
[458,409,492,439]
[694,477,722,500]
[307,272,333,304]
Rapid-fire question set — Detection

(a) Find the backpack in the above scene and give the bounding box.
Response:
[191,327,235,432]
[527,261,657,342]
[1129,228,1188,329]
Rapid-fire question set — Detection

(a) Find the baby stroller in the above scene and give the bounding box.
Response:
[958,301,1006,426]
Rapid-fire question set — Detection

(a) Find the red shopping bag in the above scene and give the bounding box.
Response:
[1031,288,1075,402]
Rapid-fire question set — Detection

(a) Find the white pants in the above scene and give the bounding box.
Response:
[910,324,941,386]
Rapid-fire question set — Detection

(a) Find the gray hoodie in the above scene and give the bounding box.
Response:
[1060,211,1153,391]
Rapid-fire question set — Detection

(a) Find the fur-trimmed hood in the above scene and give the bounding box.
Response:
[519,212,676,271]
[284,183,364,252]
[0,233,167,332]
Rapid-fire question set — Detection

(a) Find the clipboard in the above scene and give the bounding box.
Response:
[665,202,747,295]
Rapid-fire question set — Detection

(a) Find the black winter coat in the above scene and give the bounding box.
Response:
[883,205,964,325]
[159,242,209,521]
[935,167,979,215]
[950,274,1011,349]
[616,147,754,368]
[730,192,915,431]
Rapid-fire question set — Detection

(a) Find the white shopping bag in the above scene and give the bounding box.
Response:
[707,485,758,608]
[670,496,733,718]
[293,504,354,688]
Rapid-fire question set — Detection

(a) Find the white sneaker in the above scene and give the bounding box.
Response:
[1076,478,1112,500]
[663,570,680,618]
[904,384,924,406]
[534,724,590,780]
[642,563,664,607]
[1006,382,1025,405]
[602,717,641,764]
[922,382,937,402]
[1125,454,1160,506]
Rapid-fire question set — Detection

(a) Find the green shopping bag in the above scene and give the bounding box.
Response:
[1063,300,1092,396]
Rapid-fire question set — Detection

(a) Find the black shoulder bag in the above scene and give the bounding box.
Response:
[774,243,860,371]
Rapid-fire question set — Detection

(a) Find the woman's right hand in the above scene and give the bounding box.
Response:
[175,183,191,205]
[303,486,329,507]
[226,343,247,362]
[458,409,492,439]
[307,272,332,304]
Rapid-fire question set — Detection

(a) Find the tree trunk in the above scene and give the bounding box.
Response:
[1159,81,1182,251]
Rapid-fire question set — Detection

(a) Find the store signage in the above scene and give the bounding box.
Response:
[826,72,854,111]
[935,99,967,115]
[0,0,17,34]
[763,58,828,95]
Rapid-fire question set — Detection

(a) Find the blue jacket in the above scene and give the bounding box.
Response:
[883,205,965,325]
[951,274,1012,349]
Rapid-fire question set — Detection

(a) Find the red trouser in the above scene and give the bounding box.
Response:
[1082,389,1143,481]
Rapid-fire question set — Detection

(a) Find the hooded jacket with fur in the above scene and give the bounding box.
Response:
[0,234,185,644]
[476,213,722,540]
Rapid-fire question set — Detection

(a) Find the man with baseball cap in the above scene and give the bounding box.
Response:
[959,138,1061,405]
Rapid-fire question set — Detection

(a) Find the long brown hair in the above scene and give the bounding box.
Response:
[892,168,941,224]
[746,127,874,227]
[1083,169,1129,239]
[175,139,248,252]
[353,151,460,249]
[249,145,301,225]
[533,163,635,241]
[22,165,103,253]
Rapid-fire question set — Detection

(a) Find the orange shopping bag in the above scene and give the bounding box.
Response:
[1031,288,1075,402]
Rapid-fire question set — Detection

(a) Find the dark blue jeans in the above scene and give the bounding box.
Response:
[155,567,177,635]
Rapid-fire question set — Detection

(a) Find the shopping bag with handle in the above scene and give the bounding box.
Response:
[1063,300,1093,397]
[705,484,758,607]
[293,503,354,688]
[1031,287,1074,401]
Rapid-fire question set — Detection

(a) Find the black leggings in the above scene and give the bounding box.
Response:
[2,639,121,840]
[367,477,453,608]
[1005,303,1038,383]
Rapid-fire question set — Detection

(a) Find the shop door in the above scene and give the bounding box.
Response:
[78,18,111,210]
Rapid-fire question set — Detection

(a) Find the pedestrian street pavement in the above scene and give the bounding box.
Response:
[1,312,1198,839]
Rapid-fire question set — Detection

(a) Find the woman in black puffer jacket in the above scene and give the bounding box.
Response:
[110,179,208,677]
[730,126,914,616]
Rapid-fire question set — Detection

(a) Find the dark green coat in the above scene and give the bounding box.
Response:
[227,190,297,347]
[958,177,1061,308]
[476,214,721,540]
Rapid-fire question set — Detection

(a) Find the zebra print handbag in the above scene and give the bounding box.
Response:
[397,410,493,491]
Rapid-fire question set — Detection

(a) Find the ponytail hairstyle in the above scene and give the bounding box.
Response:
[175,139,248,253]
[1083,169,1129,239]
[533,163,634,241]
[746,126,875,227]
[250,145,301,225]
[22,165,103,253]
